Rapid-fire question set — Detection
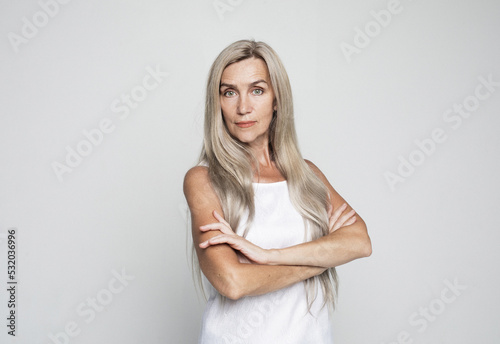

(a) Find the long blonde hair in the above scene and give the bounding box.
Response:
[194,39,338,310]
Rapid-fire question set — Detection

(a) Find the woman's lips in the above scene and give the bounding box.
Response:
[235,121,256,128]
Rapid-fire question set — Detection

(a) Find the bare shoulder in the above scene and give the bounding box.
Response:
[183,165,221,214]
[183,165,211,196]
[184,165,208,188]
[305,158,342,203]
[304,159,327,180]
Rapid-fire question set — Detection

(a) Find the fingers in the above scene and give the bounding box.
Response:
[199,233,245,252]
[199,234,232,248]
[340,212,356,227]
[339,209,356,223]
[213,210,230,227]
[199,210,234,235]
[199,233,268,264]
[199,222,233,235]
[328,203,347,226]
[332,209,356,231]
[329,203,356,232]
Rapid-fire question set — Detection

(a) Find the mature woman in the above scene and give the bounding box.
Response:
[184,39,372,343]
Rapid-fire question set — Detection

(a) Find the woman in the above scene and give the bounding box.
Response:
[184,39,372,343]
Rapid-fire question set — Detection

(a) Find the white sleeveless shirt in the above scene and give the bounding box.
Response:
[199,181,334,343]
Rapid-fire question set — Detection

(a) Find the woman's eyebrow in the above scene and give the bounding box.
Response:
[220,79,268,89]
[248,79,268,87]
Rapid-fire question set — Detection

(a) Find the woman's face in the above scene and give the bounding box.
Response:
[219,57,276,148]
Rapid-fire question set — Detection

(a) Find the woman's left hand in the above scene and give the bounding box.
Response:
[199,210,271,264]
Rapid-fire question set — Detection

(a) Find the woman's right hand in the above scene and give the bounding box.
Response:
[327,202,357,234]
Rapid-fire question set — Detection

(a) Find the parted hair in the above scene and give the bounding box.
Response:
[195,39,338,311]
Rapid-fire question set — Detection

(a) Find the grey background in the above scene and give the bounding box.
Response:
[1,0,499,343]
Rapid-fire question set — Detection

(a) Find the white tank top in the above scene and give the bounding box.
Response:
[199,181,334,343]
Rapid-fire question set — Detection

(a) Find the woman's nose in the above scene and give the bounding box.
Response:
[237,94,251,115]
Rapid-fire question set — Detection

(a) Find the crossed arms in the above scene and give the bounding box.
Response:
[183,160,371,300]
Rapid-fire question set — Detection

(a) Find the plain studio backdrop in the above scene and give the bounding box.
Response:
[1,0,499,343]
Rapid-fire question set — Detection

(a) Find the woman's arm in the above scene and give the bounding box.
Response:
[199,160,372,269]
[267,160,372,267]
[184,166,326,300]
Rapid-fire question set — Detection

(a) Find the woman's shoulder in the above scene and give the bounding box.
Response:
[304,159,331,186]
[184,160,209,181]
[184,165,209,186]
[183,164,221,209]
[304,159,323,176]
[183,165,212,200]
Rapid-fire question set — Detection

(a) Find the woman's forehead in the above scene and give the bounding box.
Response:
[221,58,270,85]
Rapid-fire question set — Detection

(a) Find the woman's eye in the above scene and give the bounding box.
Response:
[224,90,236,97]
[253,89,263,95]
